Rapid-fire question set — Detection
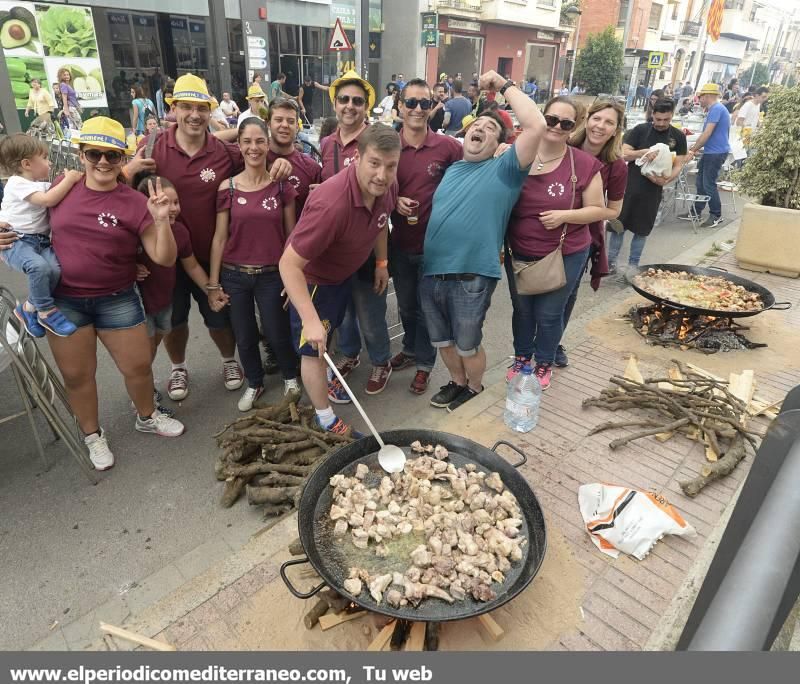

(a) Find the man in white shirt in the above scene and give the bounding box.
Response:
[219,92,240,125]
[237,85,266,127]
[735,87,768,129]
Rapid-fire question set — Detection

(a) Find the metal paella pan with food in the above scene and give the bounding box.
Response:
[631,264,791,318]
[280,430,547,623]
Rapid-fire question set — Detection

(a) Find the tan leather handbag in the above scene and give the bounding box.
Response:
[509,147,578,296]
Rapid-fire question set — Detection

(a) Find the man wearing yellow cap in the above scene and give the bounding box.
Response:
[237,84,267,127]
[680,82,731,229]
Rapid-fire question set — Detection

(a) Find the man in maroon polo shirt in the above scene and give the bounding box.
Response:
[125,74,291,402]
[389,78,463,395]
[266,97,321,216]
[279,125,400,437]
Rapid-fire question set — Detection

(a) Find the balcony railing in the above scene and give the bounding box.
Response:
[680,21,701,37]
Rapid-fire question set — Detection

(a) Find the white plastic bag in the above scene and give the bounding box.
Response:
[578,483,696,560]
[636,142,673,178]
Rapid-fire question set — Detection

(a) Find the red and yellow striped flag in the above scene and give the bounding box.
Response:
[707,0,724,42]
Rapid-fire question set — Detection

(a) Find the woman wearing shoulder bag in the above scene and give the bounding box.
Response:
[131,85,156,136]
[505,96,607,391]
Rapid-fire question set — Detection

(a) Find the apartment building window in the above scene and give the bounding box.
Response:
[536,0,555,7]
[672,3,679,20]
[648,4,663,31]
[618,0,629,28]
[724,0,744,9]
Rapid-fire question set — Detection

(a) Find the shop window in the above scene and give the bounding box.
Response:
[302,27,324,56]
[648,4,663,31]
[277,25,300,54]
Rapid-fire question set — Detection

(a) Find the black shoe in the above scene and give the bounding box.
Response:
[262,342,279,375]
[430,381,466,408]
[554,345,569,368]
[446,385,483,413]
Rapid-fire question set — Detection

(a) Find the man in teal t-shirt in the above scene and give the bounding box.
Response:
[270,73,288,101]
[420,69,547,413]
[684,83,731,228]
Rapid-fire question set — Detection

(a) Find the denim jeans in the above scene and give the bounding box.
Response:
[388,246,436,371]
[336,277,391,365]
[607,230,648,268]
[0,233,60,311]
[221,269,298,387]
[562,254,590,332]
[506,248,590,364]
[694,152,727,218]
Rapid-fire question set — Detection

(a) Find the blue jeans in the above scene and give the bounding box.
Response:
[336,277,391,366]
[221,269,298,387]
[506,248,590,364]
[388,246,436,371]
[562,254,590,332]
[1,233,60,311]
[694,152,727,218]
[607,230,648,267]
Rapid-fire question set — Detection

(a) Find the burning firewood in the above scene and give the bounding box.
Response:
[583,359,763,497]
[214,391,355,515]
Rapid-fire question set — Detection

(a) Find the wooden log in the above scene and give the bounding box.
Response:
[320,589,350,614]
[405,622,426,651]
[246,485,299,506]
[390,620,411,650]
[288,538,305,556]
[424,622,440,651]
[99,622,176,652]
[303,598,329,630]
[368,621,396,651]
[261,504,293,517]
[680,434,748,497]
[623,355,644,385]
[225,462,310,479]
[318,610,366,631]
[220,477,248,508]
[477,614,504,642]
[289,401,300,423]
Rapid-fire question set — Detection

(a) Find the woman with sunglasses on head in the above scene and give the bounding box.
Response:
[207,119,301,412]
[45,117,184,472]
[505,97,608,391]
[554,99,629,365]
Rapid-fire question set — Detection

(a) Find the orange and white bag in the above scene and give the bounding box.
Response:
[578,483,696,560]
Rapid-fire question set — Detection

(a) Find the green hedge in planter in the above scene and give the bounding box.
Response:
[734,85,800,210]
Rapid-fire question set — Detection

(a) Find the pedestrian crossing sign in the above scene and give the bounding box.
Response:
[647,52,666,69]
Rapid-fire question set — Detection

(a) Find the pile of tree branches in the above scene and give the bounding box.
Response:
[213,392,354,517]
[583,360,762,497]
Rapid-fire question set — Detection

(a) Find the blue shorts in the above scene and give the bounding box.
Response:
[420,275,497,357]
[146,305,173,337]
[171,262,230,330]
[289,281,352,357]
[54,286,146,331]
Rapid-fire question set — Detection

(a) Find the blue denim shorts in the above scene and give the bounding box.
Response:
[146,305,173,337]
[420,275,497,357]
[289,280,352,357]
[54,286,146,331]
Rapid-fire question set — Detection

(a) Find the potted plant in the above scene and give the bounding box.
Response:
[734,84,800,277]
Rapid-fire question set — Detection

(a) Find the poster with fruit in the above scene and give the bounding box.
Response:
[0,2,42,56]
[45,57,105,109]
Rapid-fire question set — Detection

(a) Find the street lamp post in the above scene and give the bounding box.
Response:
[567,6,583,93]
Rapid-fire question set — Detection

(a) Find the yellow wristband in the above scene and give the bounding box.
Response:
[375,259,389,268]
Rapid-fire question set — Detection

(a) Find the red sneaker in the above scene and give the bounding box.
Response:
[534,363,552,391]
[409,370,430,395]
[365,364,392,395]
[390,351,416,371]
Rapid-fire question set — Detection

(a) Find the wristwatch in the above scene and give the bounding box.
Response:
[499,80,515,96]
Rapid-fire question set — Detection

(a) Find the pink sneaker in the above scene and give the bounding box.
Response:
[534,363,552,391]
[506,355,530,383]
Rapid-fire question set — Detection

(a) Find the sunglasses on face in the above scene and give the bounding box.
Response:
[84,149,124,164]
[336,94,366,107]
[403,97,433,110]
[544,114,576,131]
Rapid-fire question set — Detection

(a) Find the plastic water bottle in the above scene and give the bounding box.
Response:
[504,364,541,433]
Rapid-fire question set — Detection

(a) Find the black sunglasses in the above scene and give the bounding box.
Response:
[336,94,366,107]
[84,149,124,164]
[544,114,577,131]
[403,97,433,110]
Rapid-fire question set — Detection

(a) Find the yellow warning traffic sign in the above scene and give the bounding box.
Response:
[647,51,666,69]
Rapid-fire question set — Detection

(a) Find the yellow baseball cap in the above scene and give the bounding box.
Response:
[79,116,134,154]
[247,84,267,100]
[457,114,476,134]
[329,69,376,112]
[166,73,214,106]
[697,82,721,96]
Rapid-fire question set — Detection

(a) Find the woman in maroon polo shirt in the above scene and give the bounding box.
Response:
[557,100,629,364]
[46,117,185,473]
[208,119,301,412]
[505,97,608,391]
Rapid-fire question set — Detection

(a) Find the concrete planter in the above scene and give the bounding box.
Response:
[735,203,800,278]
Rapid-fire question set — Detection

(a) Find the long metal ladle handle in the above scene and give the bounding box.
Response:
[323,352,384,447]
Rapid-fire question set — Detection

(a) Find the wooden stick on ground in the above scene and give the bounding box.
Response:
[477,614,504,643]
[368,621,396,651]
[318,610,367,631]
[99,622,176,651]
[405,622,426,651]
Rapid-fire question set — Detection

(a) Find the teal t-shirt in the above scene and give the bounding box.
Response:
[423,144,530,279]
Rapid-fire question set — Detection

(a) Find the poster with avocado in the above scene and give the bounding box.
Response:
[2,1,106,120]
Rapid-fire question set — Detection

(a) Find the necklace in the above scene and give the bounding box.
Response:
[535,150,566,171]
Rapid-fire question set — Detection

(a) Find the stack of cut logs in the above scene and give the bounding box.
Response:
[213,392,354,516]
[583,357,776,497]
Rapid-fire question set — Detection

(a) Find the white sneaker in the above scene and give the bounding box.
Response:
[223,360,244,391]
[135,409,186,437]
[284,378,301,396]
[85,429,114,471]
[238,386,264,412]
[167,368,189,401]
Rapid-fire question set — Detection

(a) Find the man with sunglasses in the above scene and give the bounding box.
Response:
[420,70,547,413]
[388,79,463,395]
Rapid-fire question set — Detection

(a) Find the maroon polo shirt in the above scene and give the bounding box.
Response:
[319,125,366,181]
[288,164,398,286]
[145,126,244,262]
[267,148,321,216]
[138,218,194,314]
[390,129,463,254]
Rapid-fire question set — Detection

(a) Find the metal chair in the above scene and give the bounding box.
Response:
[0,286,98,482]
